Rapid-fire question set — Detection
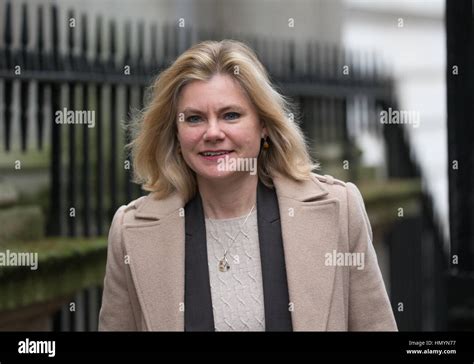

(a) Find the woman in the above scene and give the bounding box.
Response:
[98,40,397,331]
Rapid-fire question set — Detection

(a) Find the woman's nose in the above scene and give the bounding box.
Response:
[203,119,224,141]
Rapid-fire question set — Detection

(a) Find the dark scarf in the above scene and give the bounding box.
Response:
[184,179,293,331]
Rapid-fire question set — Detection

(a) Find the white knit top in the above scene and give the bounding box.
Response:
[204,209,265,331]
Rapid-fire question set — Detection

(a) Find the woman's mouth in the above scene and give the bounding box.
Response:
[199,150,234,161]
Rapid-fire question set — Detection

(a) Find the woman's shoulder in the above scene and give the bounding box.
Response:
[111,191,183,226]
[311,172,347,188]
[310,172,353,194]
[109,196,148,226]
[310,172,366,207]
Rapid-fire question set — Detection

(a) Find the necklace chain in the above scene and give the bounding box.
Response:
[207,205,255,272]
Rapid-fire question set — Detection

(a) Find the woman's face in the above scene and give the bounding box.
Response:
[176,73,266,182]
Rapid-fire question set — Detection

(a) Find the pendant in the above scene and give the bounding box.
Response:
[218,258,230,272]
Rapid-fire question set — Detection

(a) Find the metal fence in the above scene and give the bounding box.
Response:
[0,1,449,331]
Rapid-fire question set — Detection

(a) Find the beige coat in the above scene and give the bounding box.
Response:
[98,172,398,331]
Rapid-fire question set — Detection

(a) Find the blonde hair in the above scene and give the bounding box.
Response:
[130,39,318,203]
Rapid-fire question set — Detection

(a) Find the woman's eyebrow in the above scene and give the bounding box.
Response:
[181,105,245,114]
[217,105,245,113]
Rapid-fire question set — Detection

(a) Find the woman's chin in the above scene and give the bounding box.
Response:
[199,170,233,180]
[195,169,244,182]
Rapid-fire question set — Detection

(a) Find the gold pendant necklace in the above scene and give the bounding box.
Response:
[218,257,230,272]
[208,205,255,273]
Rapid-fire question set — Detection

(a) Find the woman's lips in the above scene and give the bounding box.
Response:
[199,150,234,161]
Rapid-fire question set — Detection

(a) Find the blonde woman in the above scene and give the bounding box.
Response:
[98,40,397,332]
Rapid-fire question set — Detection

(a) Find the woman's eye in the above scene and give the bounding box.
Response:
[186,115,202,123]
[224,112,240,120]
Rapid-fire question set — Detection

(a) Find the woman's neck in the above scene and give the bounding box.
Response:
[197,174,258,220]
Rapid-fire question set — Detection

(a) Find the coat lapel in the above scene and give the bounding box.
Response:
[122,172,339,331]
[122,193,185,331]
[256,180,293,331]
[272,172,339,331]
[184,192,215,331]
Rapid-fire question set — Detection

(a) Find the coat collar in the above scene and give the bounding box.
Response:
[132,171,330,220]
[123,172,339,331]
[133,191,184,220]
